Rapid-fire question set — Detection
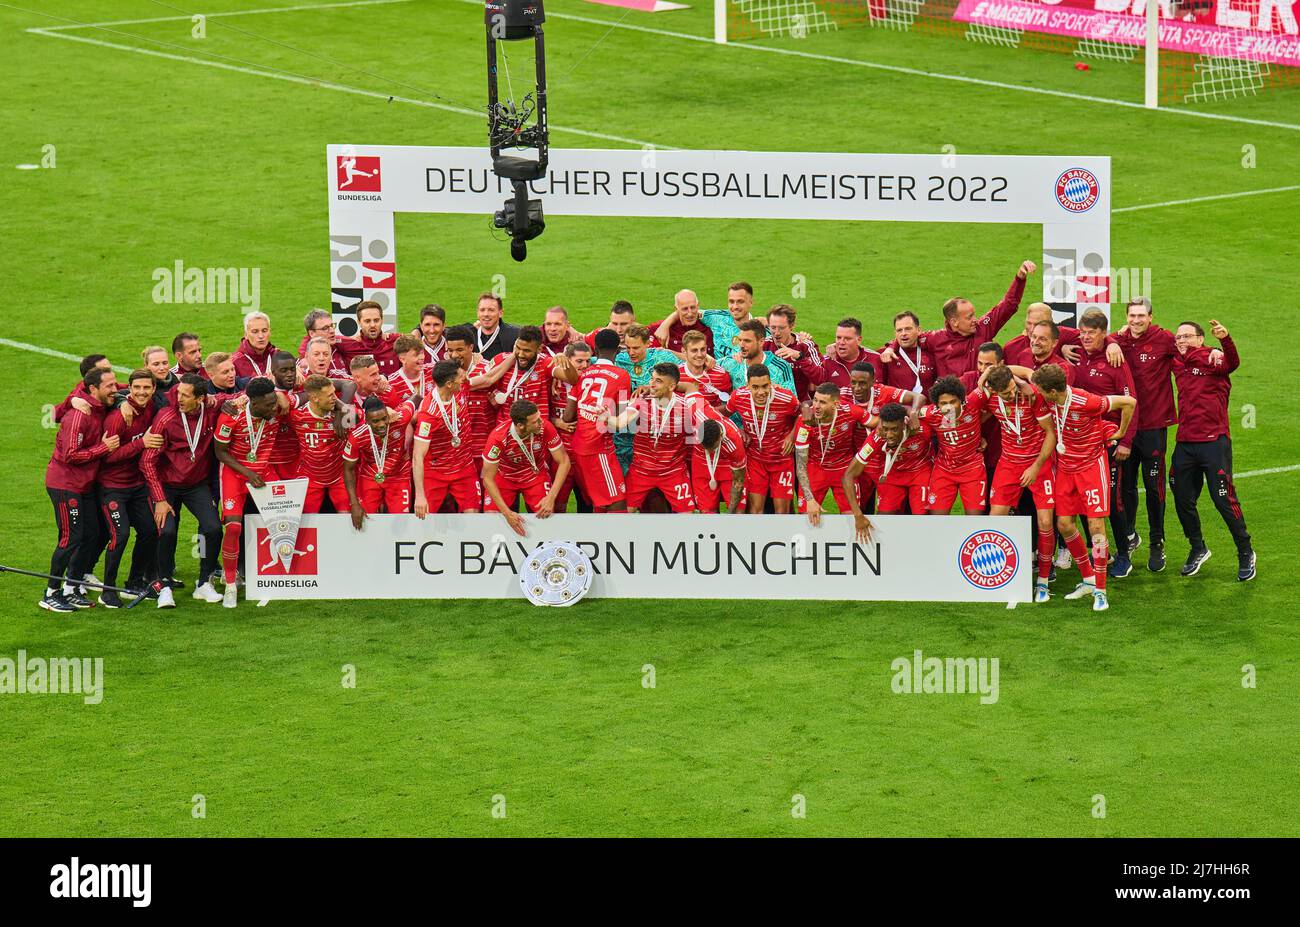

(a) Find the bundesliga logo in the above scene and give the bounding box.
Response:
[1055,168,1099,214]
[957,530,1019,590]
[336,155,382,192]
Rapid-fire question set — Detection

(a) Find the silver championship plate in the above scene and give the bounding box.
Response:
[519,541,594,607]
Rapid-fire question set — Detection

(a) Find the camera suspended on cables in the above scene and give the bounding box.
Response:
[485,0,548,262]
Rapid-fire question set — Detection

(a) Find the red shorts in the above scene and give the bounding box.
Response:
[550,444,576,510]
[484,473,552,512]
[1055,454,1110,518]
[927,462,987,513]
[876,466,930,514]
[358,475,411,514]
[691,466,738,512]
[303,477,351,515]
[626,466,695,513]
[745,456,794,500]
[422,464,482,513]
[572,450,626,508]
[219,463,286,520]
[799,461,856,512]
[990,458,1055,509]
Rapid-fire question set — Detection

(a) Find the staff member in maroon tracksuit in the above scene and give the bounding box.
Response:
[42,368,121,612]
[1170,320,1255,582]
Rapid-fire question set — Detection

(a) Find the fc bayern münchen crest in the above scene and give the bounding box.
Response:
[957,530,1020,590]
[520,541,594,607]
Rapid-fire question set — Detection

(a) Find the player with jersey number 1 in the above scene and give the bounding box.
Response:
[1030,364,1137,613]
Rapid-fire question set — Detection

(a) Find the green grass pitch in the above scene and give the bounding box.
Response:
[1,0,1297,836]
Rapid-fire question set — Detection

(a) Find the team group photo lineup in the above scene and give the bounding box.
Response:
[41,259,1253,615]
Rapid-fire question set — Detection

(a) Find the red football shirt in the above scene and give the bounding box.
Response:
[386,367,428,408]
[854,422,933,477]
[795,402,869,470]
[922,402,985,473]
[627,394,696,475]
[289,404,346,483]
[215,408,280,474]
[572,361,632,456]
[678,363,733,409]
[726,385,801,463]
[1040,386,1111,473]
[483,418,562,483]
[343,406,413,481]
[965,388,1053,467]
[492,354,555,420]
[413,389,475,472]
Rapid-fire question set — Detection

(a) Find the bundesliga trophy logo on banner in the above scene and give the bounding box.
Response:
[247,478,310,573]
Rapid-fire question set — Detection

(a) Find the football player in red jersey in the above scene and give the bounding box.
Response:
[842,402,933,520]
[920,375,988,515]
[561,329,630,512]
[677,331,732,409]
[386,334,428,407]
[614,363,699,513]
[726,363,802,514]
[972,365,1058,602]
[548,341,590,511]
[268,351,304,475]
[488,325,557,421]
[343,395,412,528]
[289,375,351,515]
[213,377,288,608]
[1030,364,1136,612]
[691,414,747,513]
[412,361,482,517]
[439,325,517,467]
[481,400,570,535]
[794,382,870,525]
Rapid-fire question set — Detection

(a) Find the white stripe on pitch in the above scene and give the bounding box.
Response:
[1114,185,1300,214]
[0,337,132,374]
[24,1,662,149]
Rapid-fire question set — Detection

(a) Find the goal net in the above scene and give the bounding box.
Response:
[719,1,1300,106]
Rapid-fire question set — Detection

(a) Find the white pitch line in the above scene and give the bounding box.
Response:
[0,338,131,374]
[1114,184,1300,214]
[32,0,415,31]
[23,3,663,149]
[509,2,1300,135]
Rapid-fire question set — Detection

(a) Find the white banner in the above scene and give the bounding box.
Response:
[247,478,309,572]
[327,145,1111,331]
[244,513,1033,603]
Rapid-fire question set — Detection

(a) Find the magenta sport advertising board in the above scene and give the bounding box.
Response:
[952,0,1300,68]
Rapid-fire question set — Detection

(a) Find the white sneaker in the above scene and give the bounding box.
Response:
[1092,589,1109,612]
[156,586,176,609]
[223,583,238,609]
[1033,581,1050,604]
[1053,546,1072,570]
[193,582,223,603]
[1064,580,1096,600]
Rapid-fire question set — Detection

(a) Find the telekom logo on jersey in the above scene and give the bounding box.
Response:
[256,527,318,575]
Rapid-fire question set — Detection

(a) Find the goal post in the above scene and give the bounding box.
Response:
[714,0,1300,106]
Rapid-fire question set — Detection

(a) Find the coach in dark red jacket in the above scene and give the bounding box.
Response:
[1169,319,1254,581]
[41,368,120,612]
